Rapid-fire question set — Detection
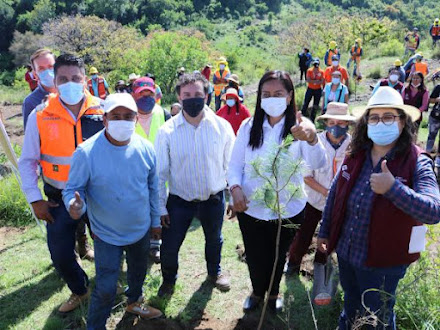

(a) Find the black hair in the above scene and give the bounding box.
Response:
[408,71,426,92]
[249,70,296,150]
[146,73,156,81]
[175,73,209,96]
[54,53,85,77]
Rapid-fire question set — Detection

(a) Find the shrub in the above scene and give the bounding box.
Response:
[379,39,405,57]
[368,66,382,79]
[0,174,33,227]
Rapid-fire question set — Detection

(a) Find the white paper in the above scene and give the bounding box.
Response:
[408,225,428,254]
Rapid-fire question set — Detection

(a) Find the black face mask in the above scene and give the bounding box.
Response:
[182,97,205,117]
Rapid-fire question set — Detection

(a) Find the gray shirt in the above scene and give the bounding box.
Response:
[22,84,49,129]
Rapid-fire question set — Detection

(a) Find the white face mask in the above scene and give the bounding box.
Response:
[389,74,399,82]
[411,83,421,88]
[332,77,341,85]
[332,61,339,67]
[261,97,287,117]
[58,82,85,105]
[226,99,236,107]
[107,120,135,142]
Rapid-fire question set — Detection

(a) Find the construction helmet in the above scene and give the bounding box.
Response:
[394,59,402,66]
[329,41,337,49]
[89,67,98,75]
[435,18,439,22]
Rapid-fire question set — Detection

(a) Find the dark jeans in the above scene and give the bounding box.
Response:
[161,191,225,284]
[215,95,221,112]
[288,203,327,266]
[338,256,408,330]
[237,210,304,297]
[300,67,307,80]
[47,202,89,296]
[427,115,440,152]
[301,88,322,122]
[87,232,150,330]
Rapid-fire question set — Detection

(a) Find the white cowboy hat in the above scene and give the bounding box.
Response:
[351,86,421,122]
[316,102,356,121]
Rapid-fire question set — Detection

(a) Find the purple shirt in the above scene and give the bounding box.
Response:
[319,149,440,268]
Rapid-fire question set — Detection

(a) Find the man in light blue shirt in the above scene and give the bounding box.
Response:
[63,93,163,328]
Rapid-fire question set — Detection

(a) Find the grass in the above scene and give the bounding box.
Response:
[0,85,29,105]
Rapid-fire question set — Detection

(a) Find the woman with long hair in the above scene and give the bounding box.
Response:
[228,70,326,312]
[401,71,429,131]
[317,87,440,329]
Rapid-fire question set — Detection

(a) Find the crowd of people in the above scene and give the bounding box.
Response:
[15,44,440,330]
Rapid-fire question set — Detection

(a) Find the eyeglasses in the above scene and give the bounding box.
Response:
[367,114,402,126]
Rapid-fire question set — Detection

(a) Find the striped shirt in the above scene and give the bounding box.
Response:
[319,150,440,268]
[154,107,235,216]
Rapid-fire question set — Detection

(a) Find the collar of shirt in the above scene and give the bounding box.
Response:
[176,106,214,128]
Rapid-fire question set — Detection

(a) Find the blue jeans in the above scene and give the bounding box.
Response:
[338,256,408,330]
[161,191,225,284]
[47,203,89,295]
[87,231,150,330]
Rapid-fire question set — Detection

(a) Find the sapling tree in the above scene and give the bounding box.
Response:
[249,134,306,329]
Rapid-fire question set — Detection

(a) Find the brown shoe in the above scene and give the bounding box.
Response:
[126,302,163,319]
[77,236,94,261]
[207,273,230,292]
[58,291,89,313]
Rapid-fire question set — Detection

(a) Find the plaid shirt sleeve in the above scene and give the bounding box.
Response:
[318,171,340,238]
[384,155,440,225]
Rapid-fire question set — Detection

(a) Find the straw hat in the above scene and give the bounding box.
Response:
[351,86,420,122]
[316,102,356,121]
[221,88,242,101]
[226,74,239,85]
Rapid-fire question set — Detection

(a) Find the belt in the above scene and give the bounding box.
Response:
[170,191,223,203]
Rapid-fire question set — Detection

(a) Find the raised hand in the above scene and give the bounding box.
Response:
[370,160,395,195]
[290,112,317,143]
[69,191,84,220]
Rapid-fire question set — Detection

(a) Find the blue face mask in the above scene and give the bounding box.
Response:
[38,69,54,88]
[367,122,400,146]
[58,82,85,105]
[136,96,155,113]
[92,74,98,79]
[326,125,348,138]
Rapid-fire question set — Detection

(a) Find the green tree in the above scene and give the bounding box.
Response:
[145,30,211,100]
[17,0,56,33]
[8,30,49,66]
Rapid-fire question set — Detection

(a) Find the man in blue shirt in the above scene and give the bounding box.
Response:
[63,93,163,328]
[22,49,57,129]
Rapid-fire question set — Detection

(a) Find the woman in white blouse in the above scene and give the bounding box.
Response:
[228,70,326,313]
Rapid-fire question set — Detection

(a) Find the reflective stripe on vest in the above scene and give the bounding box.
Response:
[213,70,229,96]
[87,77,106,99]
[36,91,103,189]
[135,105,165,143]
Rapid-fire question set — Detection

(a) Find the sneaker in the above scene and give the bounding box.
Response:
[435,156,440,168]
[149,248,160,264]
[207,273,231,292]
[243,294,262,312]
[157,282,175,298]
[126,302,163,320]
[268,296,283,313]
[58,291,90,313]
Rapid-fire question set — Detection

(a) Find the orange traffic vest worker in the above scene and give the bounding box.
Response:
[36,91,104,190]
[87,77,107,99]
[414,62,429,76]
[213,70,230,97]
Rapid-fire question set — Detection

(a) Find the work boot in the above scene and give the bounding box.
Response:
[58,291,90,313]
[77,235,94,261]
[126,302,163,319]
[207,273,231,292]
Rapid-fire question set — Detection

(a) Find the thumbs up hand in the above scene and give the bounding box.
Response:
[290,112,317,144]
[69,191,85,220]
[370,160,396,195]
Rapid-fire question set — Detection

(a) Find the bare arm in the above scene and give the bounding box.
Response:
[304,176,328,197]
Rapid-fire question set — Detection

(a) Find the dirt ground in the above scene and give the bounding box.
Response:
[0,104,24,146]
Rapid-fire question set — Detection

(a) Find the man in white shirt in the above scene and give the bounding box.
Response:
[154,73,235,296]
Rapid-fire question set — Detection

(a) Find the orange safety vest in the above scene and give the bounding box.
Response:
[36,91,104,190]
[350,46,362,59]
[327,49,339,66]
[432,26,440,37]
[213,70,230,96]
[87,77,107,99]
[414,62,428,76]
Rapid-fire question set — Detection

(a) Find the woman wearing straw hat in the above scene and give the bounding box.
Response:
[286,102,355,301]
[317,87,440,329]
[217,88,251,135]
